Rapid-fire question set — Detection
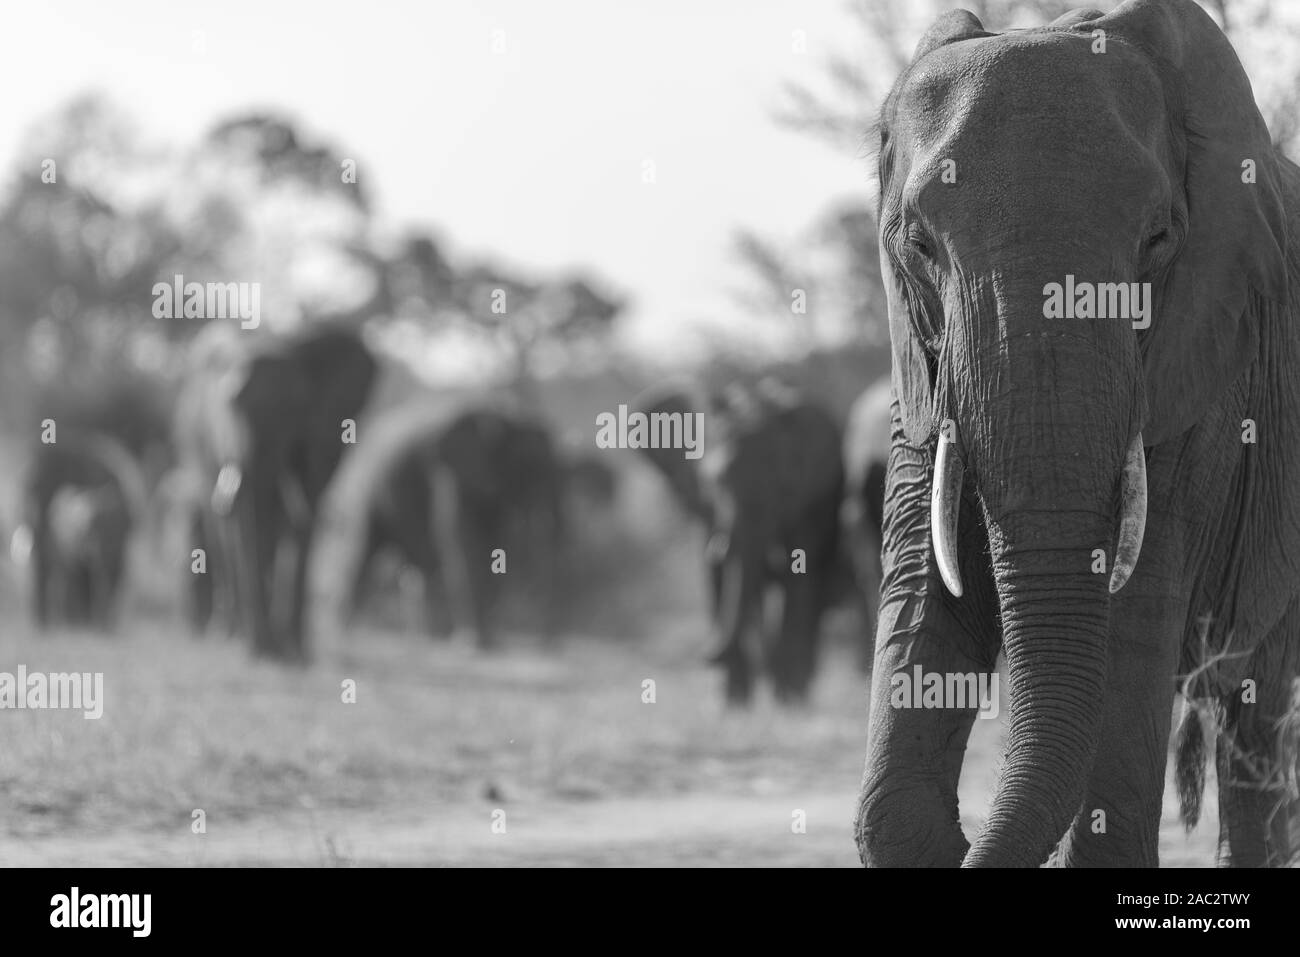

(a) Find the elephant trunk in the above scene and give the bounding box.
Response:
[962,435,1145,864]
[946,266,1143,865]
[955,409,1141,864]
[962,508,1113,866]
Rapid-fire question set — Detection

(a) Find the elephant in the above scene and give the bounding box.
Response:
[346,402,565,649]
[15,432,143,629]
[175,321,377,660]
[560,451,619,513]
[841,376,891,671]
[855,0,1300,868]
[637,379,844,705]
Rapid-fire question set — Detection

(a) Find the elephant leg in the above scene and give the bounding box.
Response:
[1216,600,1300,867]
[214,521,243,639]
[715,546,762,706]
[183,501,213,633]
[858,528,884,674]
[100,555,123,631]
[32,536,51,629]
[1050,452,1192,868]
[62,561,83,624]
[421,562,455,640]
[242,493,282,659]
[852,461,888,674]
[287,521,314,662]
[1052,588,1186,866]
[458,503,502,650]
[87,553,106,629]
[772,571,822,705]
[407,518,453,640]
[855,425,1001,867]
[536,508,565,646]
[346,527,377,625]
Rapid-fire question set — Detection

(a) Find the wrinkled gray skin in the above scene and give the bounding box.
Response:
[347,404,565,649]
[638,382,844,705]
[857,0,1300,868]
[841,377,891,672]
[18,434,141,629]
[176,323,376,661]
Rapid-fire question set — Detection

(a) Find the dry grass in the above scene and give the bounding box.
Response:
[0,605,1222,866]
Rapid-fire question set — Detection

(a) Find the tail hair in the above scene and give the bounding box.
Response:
[1176,698,1211,831]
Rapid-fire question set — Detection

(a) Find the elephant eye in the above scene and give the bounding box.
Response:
[1140,225,1175,273]
[904,225,936,260]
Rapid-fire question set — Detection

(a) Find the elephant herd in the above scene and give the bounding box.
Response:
[12,318,892,701]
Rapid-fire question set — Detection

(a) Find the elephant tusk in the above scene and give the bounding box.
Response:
[212,463,243,518]
[1108,432,1147,594]
[930,423,964,597]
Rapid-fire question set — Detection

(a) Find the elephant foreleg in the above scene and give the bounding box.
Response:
[1215,599,1300,867]
[240,494,281,659]
[771,571,822,705]
[345,523,378,625]
[32,535,51,629]
[457,502,502,651]
[1052,481,1189,868]
[714,547,762,706]
[287,521,314,662]
[1052,591,1185,866]
[408,512,453,640]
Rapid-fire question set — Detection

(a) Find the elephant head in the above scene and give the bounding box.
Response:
[857,0,1287,866]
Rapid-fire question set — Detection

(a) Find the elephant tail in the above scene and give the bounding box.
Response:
[1175,697,1211,832]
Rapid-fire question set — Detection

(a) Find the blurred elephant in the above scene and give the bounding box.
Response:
[560,451,619,513]
[841,377,891,671]
[175,322,377,660]
[637,380,844,705]
[14,433,144,629]
[348,402,565,649]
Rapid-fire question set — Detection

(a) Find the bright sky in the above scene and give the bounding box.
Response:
[3,1,869,357]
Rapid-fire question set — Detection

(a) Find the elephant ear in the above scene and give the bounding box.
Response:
[632,387,711,521]
[291,326,378,498]
[1077,0,1288,445]
[881,246,936,446]
[884,10,990,445]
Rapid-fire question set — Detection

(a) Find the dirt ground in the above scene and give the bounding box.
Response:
[0,620,1220,867]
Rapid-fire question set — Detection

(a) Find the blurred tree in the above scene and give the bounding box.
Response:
[0,96,181,445]
[0,95,627,451]
[178,110,377,330]
[732,205,886,349]
[205,114,370,212]
[382,232,625,397]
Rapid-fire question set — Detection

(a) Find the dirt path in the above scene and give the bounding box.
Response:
[1,787,1219,867]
